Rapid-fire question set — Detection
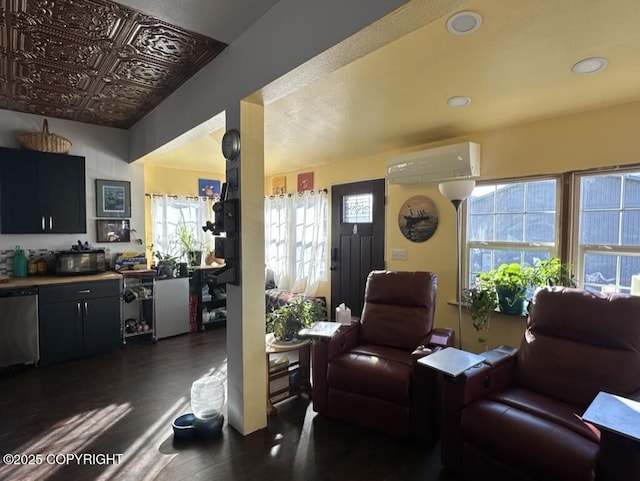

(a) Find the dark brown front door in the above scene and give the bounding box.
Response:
[330,179,385,317]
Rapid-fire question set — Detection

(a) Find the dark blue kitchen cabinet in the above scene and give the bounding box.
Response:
[0,146,86,234]
[39,280,121,365]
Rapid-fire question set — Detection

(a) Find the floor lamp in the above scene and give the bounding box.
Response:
[439,180,476,349]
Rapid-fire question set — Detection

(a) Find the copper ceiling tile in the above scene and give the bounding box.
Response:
[1,0,227,129]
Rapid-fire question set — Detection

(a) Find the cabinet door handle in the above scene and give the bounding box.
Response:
[84,301,88,317]
[76,289,91,294]
[41,216,45,231]
[49,216,53,230]
[77,302,82,318]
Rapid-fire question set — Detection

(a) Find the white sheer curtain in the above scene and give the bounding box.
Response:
[264,190,328,290]
[150,194,214,262]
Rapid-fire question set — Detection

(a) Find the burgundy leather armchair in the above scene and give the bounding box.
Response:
[311,270,454,439]
[440,287,640,481]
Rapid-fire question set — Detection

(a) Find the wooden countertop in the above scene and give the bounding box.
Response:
[0,271,123,289]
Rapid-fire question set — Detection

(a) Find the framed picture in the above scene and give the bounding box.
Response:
[272,175,286,195]
[96,179,131,218]
[297,172,314,192]
[96,219,131,243]
[398,195,439,243]
[198,178,221,199]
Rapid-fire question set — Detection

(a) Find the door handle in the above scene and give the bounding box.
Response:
[77,302,81,318]
[76,289,91,294]
[41,216,45,231]
[49,216,53,230]
[84,301,88,317]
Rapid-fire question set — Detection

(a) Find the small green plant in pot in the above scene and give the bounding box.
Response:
[532,257,576,288]
[176,223,205,266]
[266,297,327,342]
[463,280,498,350]
[479,263,534,315]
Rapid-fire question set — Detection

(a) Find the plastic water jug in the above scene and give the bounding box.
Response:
[191,377,225,420]
[12,246,27,278]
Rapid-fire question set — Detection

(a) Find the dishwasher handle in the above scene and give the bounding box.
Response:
[0,288,38,297]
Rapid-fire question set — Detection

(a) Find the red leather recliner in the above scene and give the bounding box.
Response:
[441,287,640,481]
[311,270,454,439]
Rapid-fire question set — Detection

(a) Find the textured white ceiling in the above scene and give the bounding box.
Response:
[140,0,640,176]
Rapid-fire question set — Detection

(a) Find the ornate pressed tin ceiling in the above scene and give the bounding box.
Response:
[0,0,227,128]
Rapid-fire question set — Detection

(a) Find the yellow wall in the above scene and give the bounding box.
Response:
[143,165,225,249]
[265,100,640,353]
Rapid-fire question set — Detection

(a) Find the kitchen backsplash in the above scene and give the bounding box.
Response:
[0,248,117,276]
[0,249,52,276]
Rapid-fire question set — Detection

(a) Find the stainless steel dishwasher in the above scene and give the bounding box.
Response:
[0,287,39,368]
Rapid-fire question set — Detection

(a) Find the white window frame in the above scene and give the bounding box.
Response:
[264,190,328,289]
[570,167,640,293]
[465,176,561,286]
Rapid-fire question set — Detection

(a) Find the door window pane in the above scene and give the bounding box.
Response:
[343,194,372,223]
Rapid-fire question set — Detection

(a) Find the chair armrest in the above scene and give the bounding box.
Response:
[426,327,455,347]
[440,346,518,472]
[310,322,360,415]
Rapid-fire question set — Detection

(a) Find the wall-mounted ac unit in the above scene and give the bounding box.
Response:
[386,141,481,184]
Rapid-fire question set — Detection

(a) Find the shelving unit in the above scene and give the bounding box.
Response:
[190,266,227,331]
[121,270,157,345]
[265,333,311,415]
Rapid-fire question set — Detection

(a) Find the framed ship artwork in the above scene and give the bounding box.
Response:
[398,195,439,243]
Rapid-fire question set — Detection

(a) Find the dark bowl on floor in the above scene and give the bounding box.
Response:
[172,413,196,439]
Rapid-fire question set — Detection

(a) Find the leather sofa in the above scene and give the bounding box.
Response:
[311,270,454,439]
[440,287,640,481]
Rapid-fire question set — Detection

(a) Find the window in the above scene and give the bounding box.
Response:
[265,190,328,289]
[150,195,214,261]
[574,171,640,293]
[466,178,559,285]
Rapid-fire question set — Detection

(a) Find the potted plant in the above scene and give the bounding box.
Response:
[479,262,534,315]
[532,257,576,288]
[266,297,327,343]
[147,243,180,278]
[462,279,498,350]
[176,223,205,266]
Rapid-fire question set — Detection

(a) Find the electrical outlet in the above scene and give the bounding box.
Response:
[391,249,407,261]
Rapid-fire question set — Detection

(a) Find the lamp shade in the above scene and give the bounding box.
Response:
[439,180,476,202]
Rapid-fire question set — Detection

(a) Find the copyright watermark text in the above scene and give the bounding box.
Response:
[2,453,122,466]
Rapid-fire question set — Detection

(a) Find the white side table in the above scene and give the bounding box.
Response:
[417,347,485,377]
[582,391,640,481]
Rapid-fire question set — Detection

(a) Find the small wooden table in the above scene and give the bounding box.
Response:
[265,333,311,415]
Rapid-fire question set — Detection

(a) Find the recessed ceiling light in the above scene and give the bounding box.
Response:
[447,11,482,36]
[572,57,608,75]
[447,96,471,107]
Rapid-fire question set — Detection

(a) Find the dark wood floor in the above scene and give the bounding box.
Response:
[0,328,459,481]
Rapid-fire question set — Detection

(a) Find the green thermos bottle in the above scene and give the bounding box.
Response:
[13,246,28,278]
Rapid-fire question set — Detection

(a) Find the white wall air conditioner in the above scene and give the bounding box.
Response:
[386,141,481,185]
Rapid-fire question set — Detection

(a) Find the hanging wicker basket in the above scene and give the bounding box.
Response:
[19,119,72,154]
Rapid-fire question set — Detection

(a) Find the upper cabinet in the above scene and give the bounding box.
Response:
[0,146,86,234]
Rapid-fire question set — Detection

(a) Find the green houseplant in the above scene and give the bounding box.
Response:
[176,223,206,266]
[463,280,498,350]
[266,297,327,342]
[479,262,534,315]
[532,257,576,288]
